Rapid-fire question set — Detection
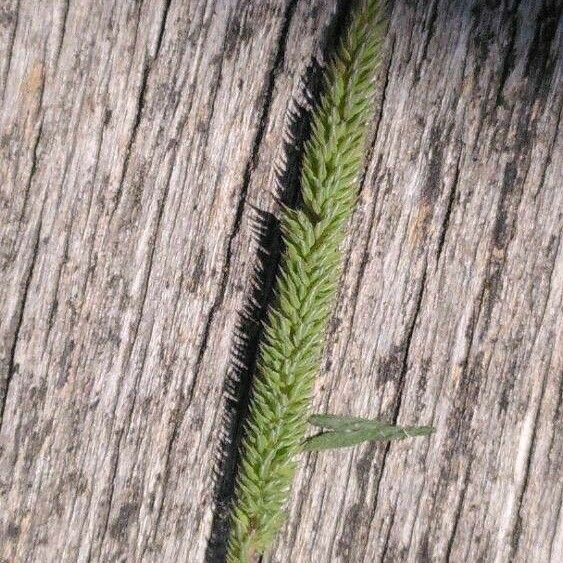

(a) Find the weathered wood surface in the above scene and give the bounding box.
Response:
[0,0,561,561]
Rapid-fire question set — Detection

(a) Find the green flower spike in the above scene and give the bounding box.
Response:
[226,2,432,561]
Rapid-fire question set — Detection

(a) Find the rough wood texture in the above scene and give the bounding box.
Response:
[0,0,561,561]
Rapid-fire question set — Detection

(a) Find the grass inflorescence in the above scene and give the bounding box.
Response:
[226,2,427,561]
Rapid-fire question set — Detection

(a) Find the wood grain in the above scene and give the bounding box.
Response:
[0,1,561,561]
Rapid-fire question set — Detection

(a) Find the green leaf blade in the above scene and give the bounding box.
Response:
[303,416,434,452]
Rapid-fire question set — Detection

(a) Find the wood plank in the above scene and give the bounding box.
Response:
[0,0,561,562]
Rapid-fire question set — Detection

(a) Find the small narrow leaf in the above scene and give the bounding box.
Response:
[303,422,434,452]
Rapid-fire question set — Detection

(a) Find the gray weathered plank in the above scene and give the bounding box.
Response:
[0,0,561,562]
